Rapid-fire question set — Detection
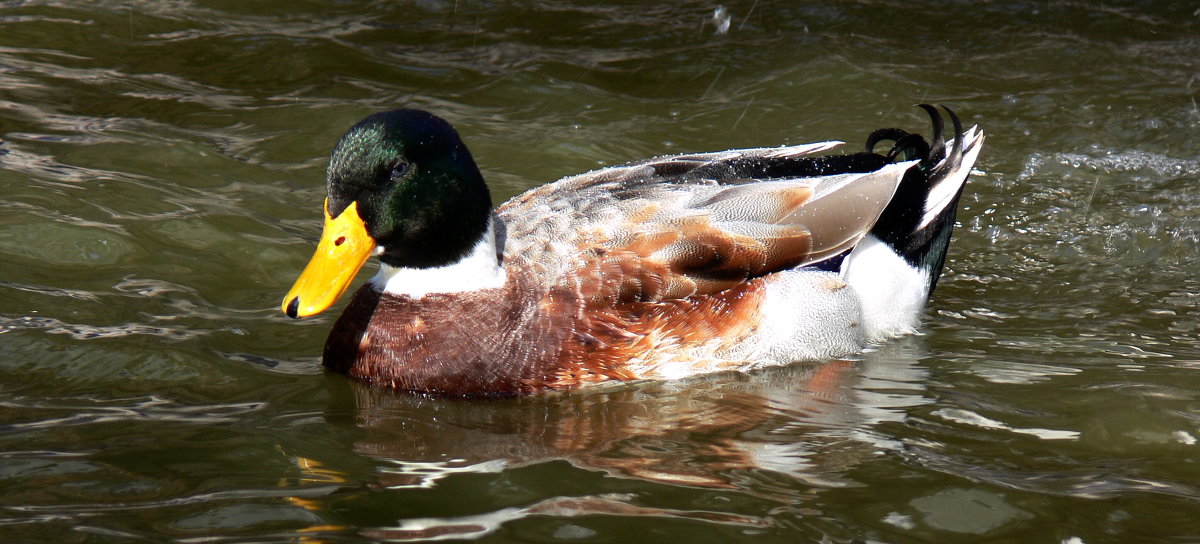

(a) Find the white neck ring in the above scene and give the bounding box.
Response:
[369,219,507,298]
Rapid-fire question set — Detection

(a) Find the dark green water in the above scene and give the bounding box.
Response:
[2,1,1198,542]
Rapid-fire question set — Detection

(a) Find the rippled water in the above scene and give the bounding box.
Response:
[2,1,1198,542]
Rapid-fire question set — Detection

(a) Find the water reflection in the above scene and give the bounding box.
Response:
[318,340,931,538]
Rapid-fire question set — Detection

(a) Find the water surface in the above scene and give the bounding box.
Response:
[1,1,1198,542]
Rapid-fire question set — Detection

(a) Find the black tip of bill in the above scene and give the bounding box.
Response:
[285,297,300,319]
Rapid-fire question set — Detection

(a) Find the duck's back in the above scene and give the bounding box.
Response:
[495,142,913,304]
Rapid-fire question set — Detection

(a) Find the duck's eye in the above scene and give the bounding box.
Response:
[389,161,411,182]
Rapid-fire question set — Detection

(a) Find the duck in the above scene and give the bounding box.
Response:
[281,105,983,397]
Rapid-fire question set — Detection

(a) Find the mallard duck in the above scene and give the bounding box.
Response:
[282,105,983,397]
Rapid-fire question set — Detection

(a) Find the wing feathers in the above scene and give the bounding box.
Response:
[781,161,913,262]
[700,183,814,223]
[498,143,915,303]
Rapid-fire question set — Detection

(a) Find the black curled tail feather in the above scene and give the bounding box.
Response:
[867,105,975,299]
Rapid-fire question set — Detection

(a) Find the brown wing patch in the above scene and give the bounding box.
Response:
[575,209,813,304]
[551,279,769,386]
[575,181,823,303]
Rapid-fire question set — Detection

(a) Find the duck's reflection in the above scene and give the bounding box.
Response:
[306,339,932,540]
[356,339,928,484]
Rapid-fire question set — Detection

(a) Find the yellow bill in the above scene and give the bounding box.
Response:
[282,199,376,318]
